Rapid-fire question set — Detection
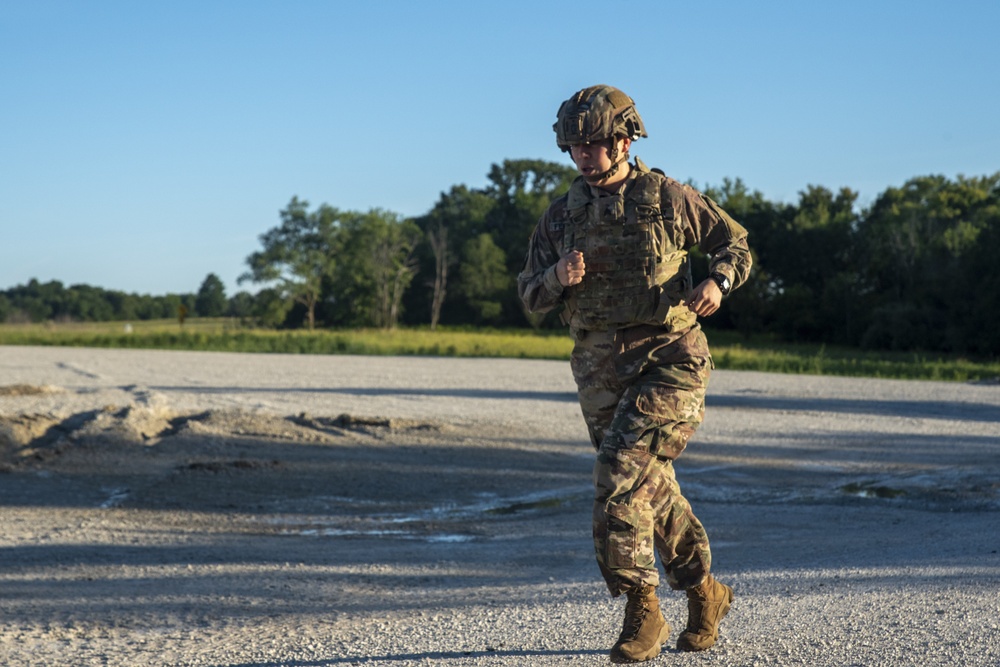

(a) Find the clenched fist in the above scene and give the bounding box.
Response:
[556,250,586,287]
[686,278,723,317]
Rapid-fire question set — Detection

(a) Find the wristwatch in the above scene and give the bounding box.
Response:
[709,272,732,296]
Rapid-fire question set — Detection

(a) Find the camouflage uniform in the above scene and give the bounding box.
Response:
[518,160,751,597]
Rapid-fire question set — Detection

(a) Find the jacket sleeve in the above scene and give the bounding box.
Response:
[517,201,567,314]
[675,184,753,292]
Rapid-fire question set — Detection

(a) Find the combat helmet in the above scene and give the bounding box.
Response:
[553,84,647,152]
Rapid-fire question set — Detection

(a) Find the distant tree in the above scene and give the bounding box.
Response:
[482,159,577,326]
[332,209,422,328]
[6,279,59,321]
[415,185,496,329]
[425,222,449,328]
[66,284,116,321]
[104,290,134,320]
[159,293,196,325]
[857,173,1000,352]
[227,291,255,321]
[251,287,292,328]
[239,197,340,329]
[135,293,171,320]
[2,280,188,323]
[484,159,577,266]
[159,294,182,323]
[707,179,864,343]
[458,233,511,323]
[195,273,227,317]
[958,190,1000,355]
[771,185,860,342]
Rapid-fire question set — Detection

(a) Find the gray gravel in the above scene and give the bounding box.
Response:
[1,345,999,666]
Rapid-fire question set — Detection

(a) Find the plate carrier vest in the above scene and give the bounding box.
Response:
[560,160,696,332]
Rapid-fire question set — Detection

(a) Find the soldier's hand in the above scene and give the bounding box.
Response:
[687,279,723,317]
[556,250,586,287]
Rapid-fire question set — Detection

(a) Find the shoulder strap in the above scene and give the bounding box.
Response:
[566,177,592,212]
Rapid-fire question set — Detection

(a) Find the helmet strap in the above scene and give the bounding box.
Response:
[583,140,630,184]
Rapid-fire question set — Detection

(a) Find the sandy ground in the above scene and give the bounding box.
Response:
[1,344,999,667]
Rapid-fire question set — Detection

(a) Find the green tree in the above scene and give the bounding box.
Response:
[414,185,496,329]
[105,290,140,321]
[458,233,511,324]
[227,291,255,321]
[159,294,193,325]
[195,273,228,317]
[7,279,60,321]
[857,173,1000,351]
[239,197,340,329]
[251,288,292,328]
[135,294,171,319]
[704,179,781,336]
[957,188,1000,355]
[774,185,860,342]
[709,179,861,343]
[66,284,116,321]
[483,159,577,326]
[332,209,422,328]
[484,159,577,264]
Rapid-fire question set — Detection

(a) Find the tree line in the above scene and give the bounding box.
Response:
[3,160,998,356]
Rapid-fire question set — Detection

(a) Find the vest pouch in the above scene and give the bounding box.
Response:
[592,193,625,223]
[648,252,695,329]
[634,203,659,223]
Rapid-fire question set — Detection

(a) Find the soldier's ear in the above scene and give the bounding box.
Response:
[619,137,631,153]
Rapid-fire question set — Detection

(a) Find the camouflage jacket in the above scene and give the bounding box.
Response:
[517,159,752,332]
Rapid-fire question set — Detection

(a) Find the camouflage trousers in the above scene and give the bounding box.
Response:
[570,323,713,596]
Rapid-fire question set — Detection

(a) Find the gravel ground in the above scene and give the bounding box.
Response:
[1,345,999,666]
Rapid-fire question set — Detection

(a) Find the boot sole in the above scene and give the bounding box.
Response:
[609,622,671,663]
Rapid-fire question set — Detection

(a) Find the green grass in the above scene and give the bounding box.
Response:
[704,328,1000,381]
[1,319,998,382]
[0,320,573,358]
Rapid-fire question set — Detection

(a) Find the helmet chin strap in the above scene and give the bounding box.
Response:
[584,150,630,184]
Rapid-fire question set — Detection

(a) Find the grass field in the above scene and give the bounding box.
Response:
[1,319,998,383]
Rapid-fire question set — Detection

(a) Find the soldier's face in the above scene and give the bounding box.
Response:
[570,139,615,179]
[569,136,630,185]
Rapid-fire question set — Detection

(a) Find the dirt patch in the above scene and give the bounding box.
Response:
[0,402,443,466]
[0,404,484,518]
[0,413,63,448]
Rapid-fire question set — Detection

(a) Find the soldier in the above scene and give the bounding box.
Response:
[518,85,752,663]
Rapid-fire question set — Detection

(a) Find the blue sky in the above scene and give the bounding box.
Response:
[2,0,998,296]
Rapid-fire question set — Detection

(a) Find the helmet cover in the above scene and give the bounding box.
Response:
[553,85,647,152]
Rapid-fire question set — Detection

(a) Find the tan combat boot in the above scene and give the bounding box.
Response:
[676,574,734,652]
[609,585,671,663]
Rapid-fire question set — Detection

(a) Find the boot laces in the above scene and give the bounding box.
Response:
[684,584,719,633]
[621,595,651,640]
